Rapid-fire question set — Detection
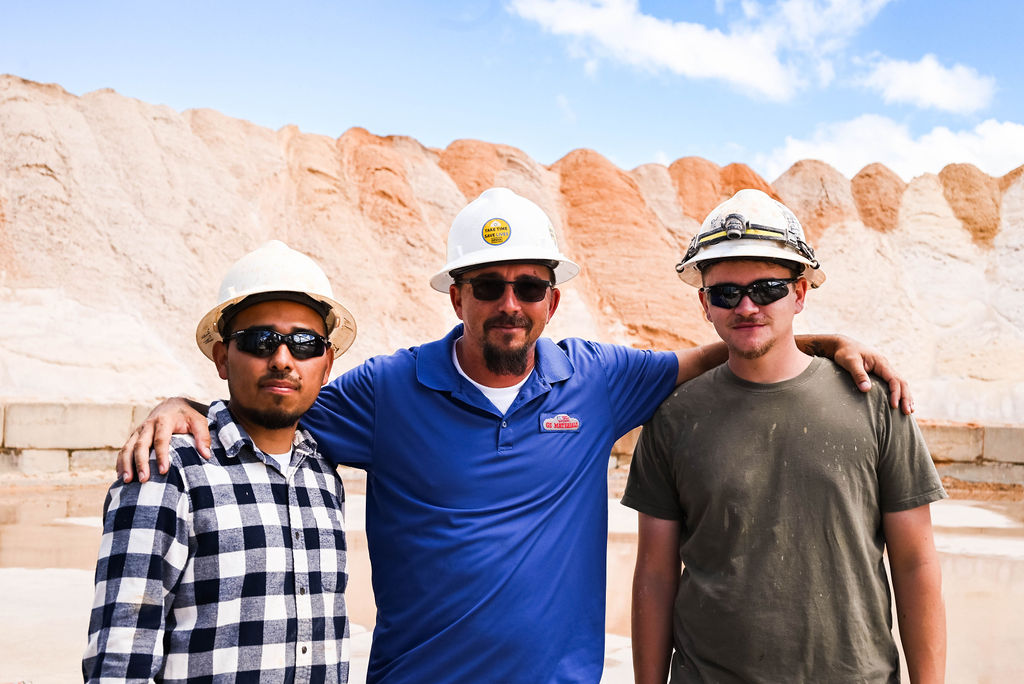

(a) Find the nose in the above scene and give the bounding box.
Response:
[733,294,760,315]
[497,282,522,312]
[268,342,295,370]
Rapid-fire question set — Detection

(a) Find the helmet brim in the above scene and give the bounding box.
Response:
[430,249,580,292]
[677,241,826,288]
[195,292,357,361]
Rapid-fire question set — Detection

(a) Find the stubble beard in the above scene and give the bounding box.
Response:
[230,402,304,431]
[228,372,307,431]
[730,337,776,360]
[727,316,776,360]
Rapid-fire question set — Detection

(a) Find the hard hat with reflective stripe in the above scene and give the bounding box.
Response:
[195,240,357,360]
[676,189,825,288]
[430,187,580,292]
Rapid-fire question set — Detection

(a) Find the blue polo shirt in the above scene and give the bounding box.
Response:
[302,325,678,683]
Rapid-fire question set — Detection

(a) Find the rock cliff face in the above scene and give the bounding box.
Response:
[1,75,1021,423]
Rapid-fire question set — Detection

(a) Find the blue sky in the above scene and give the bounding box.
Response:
[3,0,1022,182]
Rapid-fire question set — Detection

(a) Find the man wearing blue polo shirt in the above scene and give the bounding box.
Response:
[120,188,909,683]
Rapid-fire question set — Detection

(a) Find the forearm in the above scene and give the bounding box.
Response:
[892,561,946,683]
[631,570,677,684]
[674,341,728,385]
[794,333,839,358]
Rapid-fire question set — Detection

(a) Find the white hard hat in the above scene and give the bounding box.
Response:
[429,187,580,292]
[195,240,357,360]
[676,189,826,288]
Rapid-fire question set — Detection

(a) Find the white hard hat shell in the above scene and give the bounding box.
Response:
[195,240,357,360]
[430,187,580,292]
[676,189,826,288]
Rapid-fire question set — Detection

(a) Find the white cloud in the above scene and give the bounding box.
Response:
[507,0,895,98]
[862,54,996,114]
[774,0,890,52]
[556,93,577,123]
[754,115,1024,181]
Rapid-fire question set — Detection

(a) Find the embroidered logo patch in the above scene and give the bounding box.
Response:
[541,413,581,432]
[481,218,511,245]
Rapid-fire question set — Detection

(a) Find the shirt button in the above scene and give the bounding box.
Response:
[502,421,507,428]
[294,531,301,540]
[299,587,306,595]
[301,646,308,654]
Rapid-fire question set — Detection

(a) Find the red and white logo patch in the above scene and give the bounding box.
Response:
[541,413,581,432]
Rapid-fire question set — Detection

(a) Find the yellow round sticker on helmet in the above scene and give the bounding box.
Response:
[481,218,511,245]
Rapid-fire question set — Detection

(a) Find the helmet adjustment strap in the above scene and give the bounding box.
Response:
[678,212,820,273]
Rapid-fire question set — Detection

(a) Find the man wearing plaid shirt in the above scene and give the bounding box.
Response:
[84,241,358,683]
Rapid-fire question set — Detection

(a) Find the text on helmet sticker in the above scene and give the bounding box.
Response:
[481,218,511,245]
[540,413,581,432]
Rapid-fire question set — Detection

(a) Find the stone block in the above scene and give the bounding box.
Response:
[984,425,1024,464]
[132,403,158,430]
[16,449,70,475]
[4,403,134,449]
[70,449,119,472]
[0,448,17,473]
[936,462,1024,486]
[918,420,983,463]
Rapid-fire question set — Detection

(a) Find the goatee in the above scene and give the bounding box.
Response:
[483,341,531,375]
[229,402,304,431]
[483,313,533,375]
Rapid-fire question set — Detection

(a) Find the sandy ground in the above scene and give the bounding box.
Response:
[1,476,1022,683]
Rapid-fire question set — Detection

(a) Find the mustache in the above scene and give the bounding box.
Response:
[258,370,301,389]
[730,315,769,325]
[483,314,532,331]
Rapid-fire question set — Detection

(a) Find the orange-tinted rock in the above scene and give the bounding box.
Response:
[773,160,857,244]
[628,163,693,252]
[1,74,1021,424]
[553,149,709,349]
[719,163,774,199]
[337,127,420,228]
[1000,163,1024,193]
[667,158,773,224]
[938,163,1001,245]
[668,156,723,222]
[438,139,532,200]
[851,163,906,233]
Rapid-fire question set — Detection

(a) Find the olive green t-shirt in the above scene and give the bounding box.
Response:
[622,357,946,684]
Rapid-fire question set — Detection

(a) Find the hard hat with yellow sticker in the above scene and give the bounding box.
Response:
[430,187,580,292]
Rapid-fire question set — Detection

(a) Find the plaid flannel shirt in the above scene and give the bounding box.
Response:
[83,401,349,683]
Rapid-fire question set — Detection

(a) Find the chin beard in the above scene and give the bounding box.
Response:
[230,402,303,431]
[483,341,530,375]
[732,337,775,360]
[482,314,533,375]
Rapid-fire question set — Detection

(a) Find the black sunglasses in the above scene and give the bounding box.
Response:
[455,276,553,303]
[701,278,797,309]
[225,328,331,360]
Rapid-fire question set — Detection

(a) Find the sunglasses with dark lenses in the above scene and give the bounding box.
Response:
[455,276,553,303]
[701,278,798,309]
[225,328,331,360]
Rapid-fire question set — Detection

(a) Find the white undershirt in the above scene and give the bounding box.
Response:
[264,448,293,476]
[451,337,528,414]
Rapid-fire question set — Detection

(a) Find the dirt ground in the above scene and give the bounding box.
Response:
[3,470,1023,683]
